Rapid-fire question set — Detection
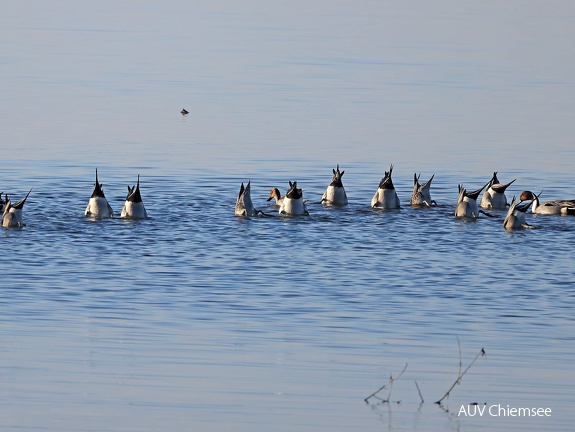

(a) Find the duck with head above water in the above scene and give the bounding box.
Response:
[267,187,284,206]
[321,164,348,206]
[371,164,400,209]
[480,172,516,210]
[279,181,309,216]
[85,169,114,218]
[519,190,575,215]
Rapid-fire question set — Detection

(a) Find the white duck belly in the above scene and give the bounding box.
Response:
[322,186,348,206]
[279,197,308,215]
[85,197,114,218]
[371,188,400,209]
[121,201,148,219]
[2,208,22,228]
[480,189,507,210]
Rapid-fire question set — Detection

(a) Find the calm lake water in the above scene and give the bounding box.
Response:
[2,2,575,431]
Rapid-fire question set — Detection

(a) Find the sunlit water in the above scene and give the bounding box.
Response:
[2,1,575,431]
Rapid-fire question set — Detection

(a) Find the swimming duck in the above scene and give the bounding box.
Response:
[2,189,32,228]
[181,108,189,115]
[480,172,516,210]
[503,196,532,230]
[84,169,114,218]
[120,175,148,219]
[519,191,575,215]
[267,187,284,206]
[279,181,309,216]
[371,164,400,209]
[454,182,488,218]
[410,173,436,207]
[321,164,348,206]
[235,181,263,216]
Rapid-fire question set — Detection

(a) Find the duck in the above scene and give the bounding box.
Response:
[454,182,488,218]
[2,188,32,228]
[84,169,114,218]
[321,164,348,206]
[371,164,400,209]
[279,181,309,216]
[0,193,5,214]
[267,187,284,206]
[181,108,189,115]
[235,181,263,216]
[410,173,436,207]
[519,191,575,215]
[480,172,516,210]
[120,175,148,219]
[503,196,533,229]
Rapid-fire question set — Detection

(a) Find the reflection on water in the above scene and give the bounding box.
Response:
[1,166,574,431]
[2,0,575,430]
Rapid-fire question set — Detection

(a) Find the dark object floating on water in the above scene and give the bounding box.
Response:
[181,108,189,115]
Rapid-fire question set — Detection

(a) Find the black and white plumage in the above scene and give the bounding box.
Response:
[480,172,516,210]
[279,181,309,216]
[121,175,148,219]
[410,173,436,207]
[321,164,348,206]
[84,169,114,218]
[503,196,532,229]
[455,182,488,218]
[371,164,400,209]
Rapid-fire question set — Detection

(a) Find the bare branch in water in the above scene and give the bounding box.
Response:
[415,380,424,404]
[435,340,486,405]
[365,363,408,403]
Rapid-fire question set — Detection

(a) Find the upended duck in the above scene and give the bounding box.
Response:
[2,189,32,228]
[519,191,575,215]
[279,181,309,216]
[410,173,436,207]
[121,175,148,219]
[85,169,114,218]
[503,196,532,230]
[371,164,400,209]
[321,164,348,206]
[455,182,488,218]
[235,181,264,216]
[480,172,515,210]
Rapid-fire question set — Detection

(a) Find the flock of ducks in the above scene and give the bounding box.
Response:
[235,164,575,230]
[2,165,575,230]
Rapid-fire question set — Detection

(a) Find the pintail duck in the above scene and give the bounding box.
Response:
[120,175,148,219]
[371,164,400,209]
[2,188,32,228]
[267,187,284,206]
[84,169,114,218]
[455,182,488,218]
[279,181,309,216]
[519,191,575,215]
[321,164,348,206]
[503,196,533,230]
[235,181,263,216]
[410,173,436,207]
[480,172,516,210]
